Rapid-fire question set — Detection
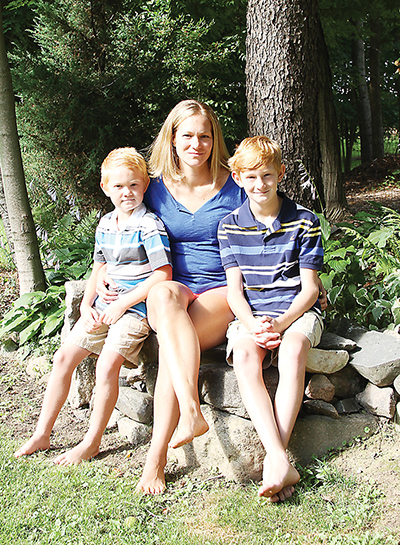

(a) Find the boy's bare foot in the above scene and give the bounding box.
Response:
[168,411,209,449]
[14,434,51,458]
[136,452,167,495]
[258,454,300,502]
[53,440,100,466]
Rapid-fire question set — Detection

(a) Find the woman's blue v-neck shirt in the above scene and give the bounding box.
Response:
[144,174,245,294]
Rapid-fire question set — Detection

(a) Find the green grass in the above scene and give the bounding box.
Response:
[0,430,398,545]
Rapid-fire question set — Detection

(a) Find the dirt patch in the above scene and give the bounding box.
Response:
[344,154,400,214]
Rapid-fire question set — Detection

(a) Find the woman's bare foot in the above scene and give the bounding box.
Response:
[258,454,300,502]
[53,440,100,466]
[14,434,50,458]
[136,453,167,495]
[168,410,209,449]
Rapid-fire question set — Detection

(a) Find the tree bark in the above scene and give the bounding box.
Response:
[369,17,384,160]
[246,0,324,211]
[0,4,45,294]
[316,18,347,220]
[351,21,373,164]
[0,166,15,260]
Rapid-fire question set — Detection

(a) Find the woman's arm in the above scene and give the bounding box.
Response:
[99,265,173,325]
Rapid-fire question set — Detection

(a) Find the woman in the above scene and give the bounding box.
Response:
[99,100,322,495]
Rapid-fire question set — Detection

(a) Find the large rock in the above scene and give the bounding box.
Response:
[356,383,397,419]
[328,318,400,386]
[288,413,379,466]
[169,404,265,483]
[117,417,152,446]
[67,356,97,408]
[199,363,278,419]
[303,399,339,418]
[317,331,357,352]
[306,348,349,374]
[62,280,87,340]
[305,374,335,402]
[170,406,379,481]
[115,386,153,424]
[394,374,400,396]
[328,365,367,399]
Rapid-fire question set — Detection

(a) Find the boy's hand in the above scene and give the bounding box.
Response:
[249,316,280,349]
[80,306,101,333]
[96,269,119,304]
[251,315,281,349]
[99,299,127,325]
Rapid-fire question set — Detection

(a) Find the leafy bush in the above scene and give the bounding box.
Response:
[0,193,99,346]
[319,203,400,330]
[0,288,66,345]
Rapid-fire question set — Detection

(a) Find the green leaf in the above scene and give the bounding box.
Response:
[328,285,343,306]
[19,318,44,344]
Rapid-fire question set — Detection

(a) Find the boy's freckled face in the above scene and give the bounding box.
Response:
[233,163,284,206]
[101,166,148,216]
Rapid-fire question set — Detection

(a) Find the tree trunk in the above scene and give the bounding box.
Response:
[0,4,45,294]
[369,17,384,160]
[351,21,373,164]
[0,166,15,260]
[246,0,324,210]
[316,18,347,220]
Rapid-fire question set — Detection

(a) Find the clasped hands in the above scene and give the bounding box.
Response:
[250,315,282,350]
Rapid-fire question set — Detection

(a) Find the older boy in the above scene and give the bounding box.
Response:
[15,147,172,465]
[218,136,324,502]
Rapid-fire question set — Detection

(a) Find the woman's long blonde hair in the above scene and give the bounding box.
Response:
[148,100,230,183]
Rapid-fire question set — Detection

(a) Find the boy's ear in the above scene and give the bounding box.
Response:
[278,164,285,182]
[232,171,243,187]
[100,181,110,196]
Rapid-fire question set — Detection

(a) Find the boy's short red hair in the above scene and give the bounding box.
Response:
[101,147,149,189]
[228,136,282,174]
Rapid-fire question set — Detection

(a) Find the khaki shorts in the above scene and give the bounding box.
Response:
[226,310,324,366]
[66,312,151,368]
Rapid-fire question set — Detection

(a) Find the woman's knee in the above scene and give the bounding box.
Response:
[147,282,190,328]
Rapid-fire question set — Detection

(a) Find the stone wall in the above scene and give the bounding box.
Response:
[61,281,400,482]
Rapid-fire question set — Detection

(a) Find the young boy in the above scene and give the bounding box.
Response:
[15,147,172,465]
[218,136,324,502]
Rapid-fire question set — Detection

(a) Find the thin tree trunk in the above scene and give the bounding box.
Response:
[0,165,15,260]
[351,21,373,164]
[369,17,384,160]
[246,0,324,210]
[0,4,45,294]
[316,18,347,220]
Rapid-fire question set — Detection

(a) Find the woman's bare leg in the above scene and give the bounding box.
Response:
[14,343,91,457]
[137,283,233,494]
[136,356,179,494]
[145,282,208,449]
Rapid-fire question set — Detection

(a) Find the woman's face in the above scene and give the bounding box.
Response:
[173,115,213,171]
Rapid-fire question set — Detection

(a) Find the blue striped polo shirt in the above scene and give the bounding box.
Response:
[218,192,324,318]
[93,202,171,317]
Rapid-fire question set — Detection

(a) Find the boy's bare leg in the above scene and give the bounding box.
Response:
[136,355,179,494]
[233,337,300,501]
[54,348,125,466]
[260,331,310,501]
[14,343,91,457]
